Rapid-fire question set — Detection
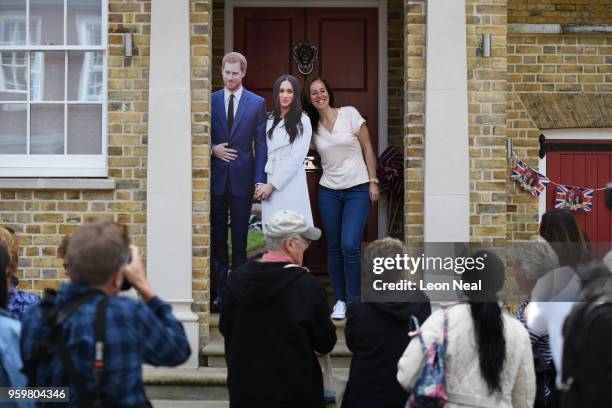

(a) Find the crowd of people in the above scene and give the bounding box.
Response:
[218,208,611,408]
[0,210,610,408]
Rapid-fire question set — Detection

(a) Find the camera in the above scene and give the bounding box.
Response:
[120,250,133,291]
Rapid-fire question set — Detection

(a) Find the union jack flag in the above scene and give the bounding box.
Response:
[555,185,594,212]
[511,159,550,197]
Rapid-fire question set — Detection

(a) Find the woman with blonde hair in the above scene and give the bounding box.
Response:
[0,227,39,319]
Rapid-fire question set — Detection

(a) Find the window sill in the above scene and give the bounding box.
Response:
[0,178,116,190]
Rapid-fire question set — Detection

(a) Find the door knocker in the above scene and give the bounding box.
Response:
[292,42,319,75]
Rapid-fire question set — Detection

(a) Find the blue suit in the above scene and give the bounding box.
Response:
[211,88,267,298]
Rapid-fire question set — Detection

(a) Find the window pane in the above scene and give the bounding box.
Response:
[0,51,27,101]
[68,0,101,45]
[0,2,26,45]
[30,0,64,46]
[68,104,101,154]
[31,104,64,154]
[68,51,103,101]
[31,51,65,101]
[0,104,26,154]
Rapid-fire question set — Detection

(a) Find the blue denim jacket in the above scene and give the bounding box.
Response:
[0,310,34,408]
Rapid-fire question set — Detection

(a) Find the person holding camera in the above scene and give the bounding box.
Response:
[20,219,191,408]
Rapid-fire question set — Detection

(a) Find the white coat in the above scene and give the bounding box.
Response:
[397,303,536,408]
[261,113,313,228]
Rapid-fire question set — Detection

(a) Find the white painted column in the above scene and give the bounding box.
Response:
[424,0,470,242]
[147,0,199,368]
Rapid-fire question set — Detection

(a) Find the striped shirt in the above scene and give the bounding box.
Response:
[516,297,553,397]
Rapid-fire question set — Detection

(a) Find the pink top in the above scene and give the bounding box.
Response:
[260,252,294,263]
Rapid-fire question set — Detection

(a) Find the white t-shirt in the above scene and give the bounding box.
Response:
[313,106,369,190]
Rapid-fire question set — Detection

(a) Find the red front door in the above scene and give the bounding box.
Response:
[234,7,379,274]
[545,140,612,250]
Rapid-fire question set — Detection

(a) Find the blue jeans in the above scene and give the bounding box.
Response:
[318,183,370,303]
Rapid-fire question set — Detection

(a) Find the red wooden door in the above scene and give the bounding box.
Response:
[545,140,612,252]
[234,7,379,274]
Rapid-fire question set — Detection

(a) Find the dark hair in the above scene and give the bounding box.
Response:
[302,77,334,134]
[463,250,506,394]
[66,219,130,286]
[539,209,591,268]
[0,244,10,310]
[267,75,304,144]
[364,238,406,284]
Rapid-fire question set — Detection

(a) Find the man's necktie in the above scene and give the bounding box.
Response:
[227,94,235,131]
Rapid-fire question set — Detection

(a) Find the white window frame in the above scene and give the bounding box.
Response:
[0,15,29,98]
[0,0,108,177]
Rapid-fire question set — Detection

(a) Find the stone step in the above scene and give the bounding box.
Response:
[145,366,349,404]
[144,367,228,401]
[208,313,347,342]
[202,338,352,368]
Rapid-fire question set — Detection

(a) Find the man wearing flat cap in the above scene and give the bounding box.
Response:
[219,210,337,408]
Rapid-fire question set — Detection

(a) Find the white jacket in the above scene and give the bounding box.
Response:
[261,113,313,228]
[397,303,535,408]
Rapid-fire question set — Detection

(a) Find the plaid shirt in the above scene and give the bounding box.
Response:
[20,283,191,408]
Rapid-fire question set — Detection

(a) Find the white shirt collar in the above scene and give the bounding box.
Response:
[224,86,243,103]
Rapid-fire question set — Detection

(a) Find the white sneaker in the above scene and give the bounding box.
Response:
[331,300,346,319]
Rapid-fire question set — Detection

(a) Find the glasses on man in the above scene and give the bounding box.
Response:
[293,236,311,246]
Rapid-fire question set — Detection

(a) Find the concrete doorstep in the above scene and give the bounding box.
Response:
[143,365,349,405]
[144,366,229,402]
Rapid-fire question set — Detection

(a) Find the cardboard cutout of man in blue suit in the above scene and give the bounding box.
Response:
[211,52,267,311]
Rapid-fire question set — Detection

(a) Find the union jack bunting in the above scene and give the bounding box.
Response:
[511,159,550,197]
[555,185,594,212]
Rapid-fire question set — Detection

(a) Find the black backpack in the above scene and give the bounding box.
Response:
[559,263,612,408]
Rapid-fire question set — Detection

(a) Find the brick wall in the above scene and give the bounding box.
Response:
[506,33,612,240]
[508,35,612,93]
[508,0,612,25]
[404,0,426,244]
[404,0,509,245]
[190,0,213,349]
[3,0,151,293]
[212,0,224,91]
[467,0,508,244]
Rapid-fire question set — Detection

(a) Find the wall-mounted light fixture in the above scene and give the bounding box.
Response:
[123,33,133,57]
[480,34,491,58]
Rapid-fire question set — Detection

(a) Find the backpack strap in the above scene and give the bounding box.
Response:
[410,310,450,354]
[22,290,100,387]
[53,295,109,407]
[441,310,449,354]
[410,315,428,354]
[93,297,109,394]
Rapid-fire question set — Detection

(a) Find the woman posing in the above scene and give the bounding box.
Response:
[303,77,379,319]
[257,75,313,228]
